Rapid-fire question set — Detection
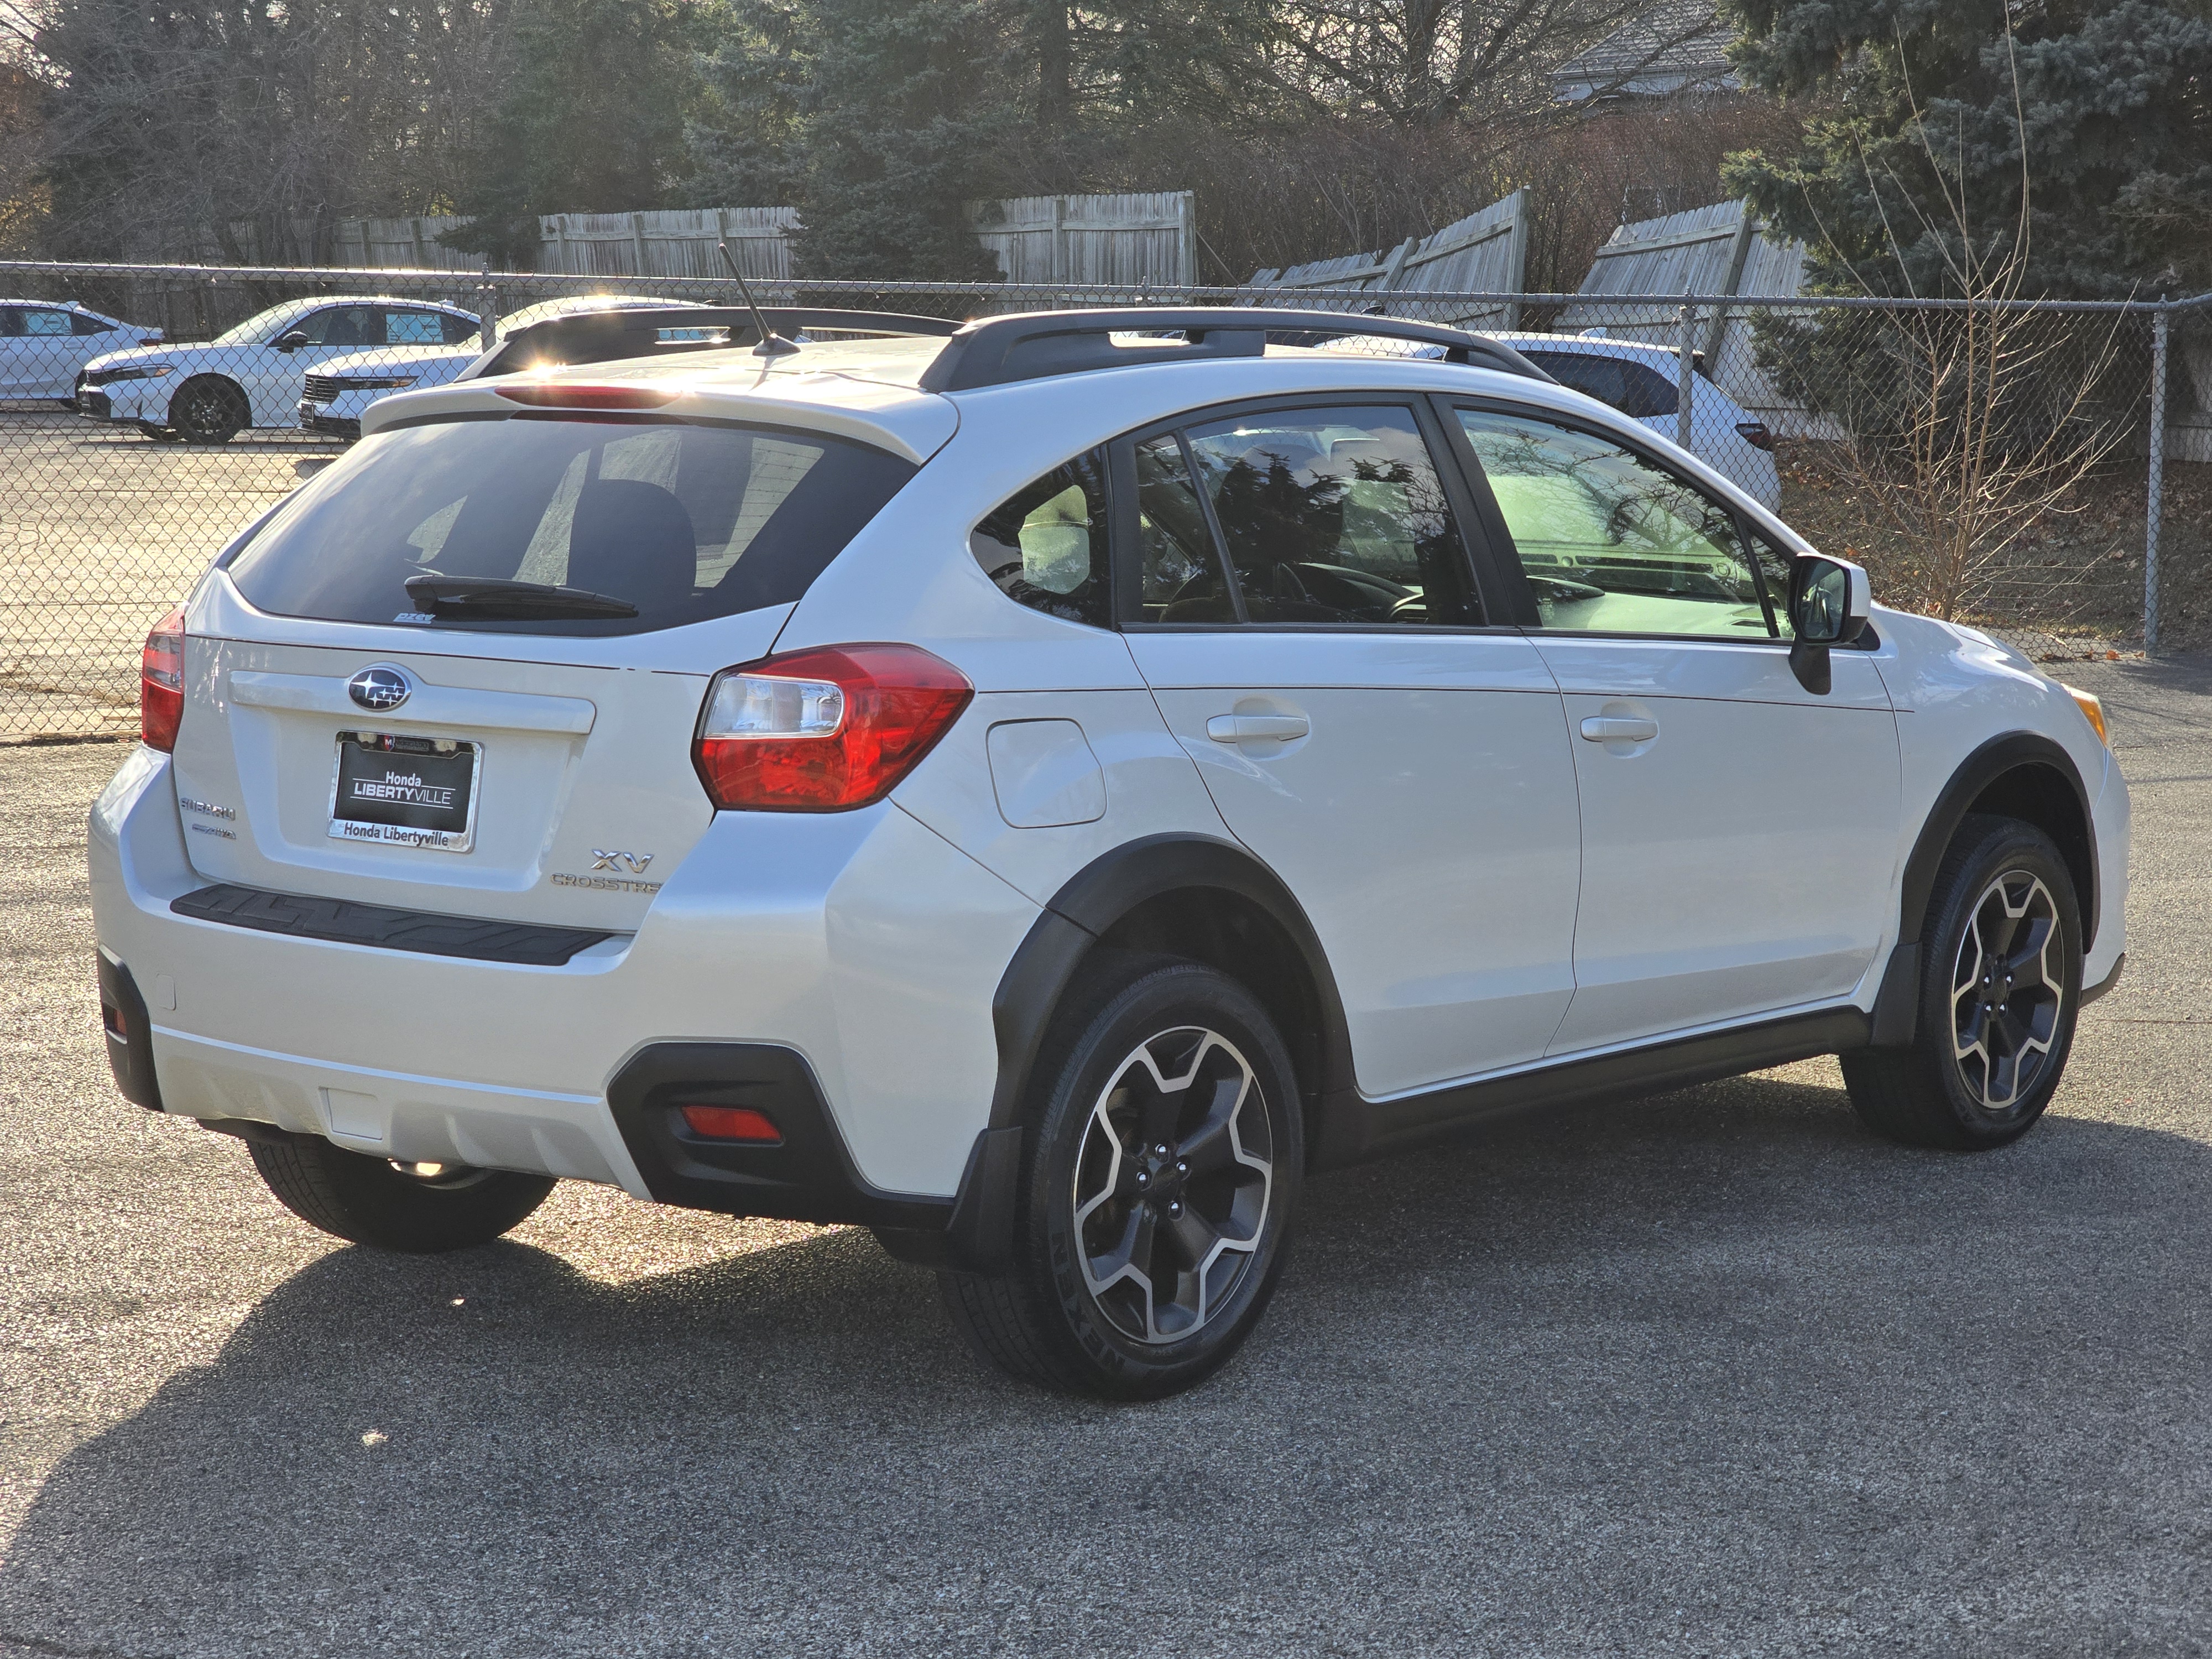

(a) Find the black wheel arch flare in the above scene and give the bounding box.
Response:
[1870,731,2099,1046]
[989,833,1357,1128]
[963,835,1360,1270]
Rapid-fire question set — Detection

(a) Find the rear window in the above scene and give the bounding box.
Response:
[226,414,917,635]
[1521,350,1680,419]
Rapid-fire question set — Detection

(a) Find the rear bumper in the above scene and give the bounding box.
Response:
[607,1042,955,1228]
[87,744,1040,1204]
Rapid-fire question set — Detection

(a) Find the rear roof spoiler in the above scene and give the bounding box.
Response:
[459,307,965,381]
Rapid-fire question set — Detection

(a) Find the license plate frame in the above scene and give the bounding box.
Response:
[327,730,483,853]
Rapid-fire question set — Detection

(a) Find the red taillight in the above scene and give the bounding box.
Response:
[494,383,675,410]
[692,644,973,812]
[680,1104,782,1143]
[1735,421,1775,452]
[140,604,186,752]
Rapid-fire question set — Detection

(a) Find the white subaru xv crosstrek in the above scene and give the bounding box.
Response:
[89,305,2129,1399]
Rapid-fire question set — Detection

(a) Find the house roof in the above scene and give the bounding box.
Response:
[1554,0,1737,95]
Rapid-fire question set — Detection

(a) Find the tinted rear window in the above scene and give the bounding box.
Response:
[1521,350,1679,419]
[227,414,917,635]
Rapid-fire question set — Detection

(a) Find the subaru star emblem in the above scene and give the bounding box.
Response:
[348,665,412,713]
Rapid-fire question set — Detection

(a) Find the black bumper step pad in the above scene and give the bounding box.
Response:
[171,883,616,967]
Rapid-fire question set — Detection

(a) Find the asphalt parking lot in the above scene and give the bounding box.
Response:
[3,655,2210,1658]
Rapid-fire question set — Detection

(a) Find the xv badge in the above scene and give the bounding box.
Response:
[590,849,654,874]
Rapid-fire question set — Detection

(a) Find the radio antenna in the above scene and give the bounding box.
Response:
[718,241,799,357]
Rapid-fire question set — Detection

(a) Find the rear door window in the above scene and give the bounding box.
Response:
[227,415,917,635]
[386,309,459,345]
[1521,349,1678,418]
[1133,434,1236,623]
[1177,404,1480,625]
[22,309,71,337]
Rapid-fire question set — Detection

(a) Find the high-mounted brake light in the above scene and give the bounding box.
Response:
[494,383,676,410]
[693,644,973,811]
[140,604,186,752]
[1735,420,1775,452]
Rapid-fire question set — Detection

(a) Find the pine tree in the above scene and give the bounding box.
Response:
[1721,0,2212,298]
[444,0,699,268]
[791,0,1009,279]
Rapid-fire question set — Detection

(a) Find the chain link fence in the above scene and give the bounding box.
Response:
[2,259,2202,741]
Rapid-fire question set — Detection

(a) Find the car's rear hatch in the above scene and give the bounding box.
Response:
[169,597,766,932]
[165,377,950,932]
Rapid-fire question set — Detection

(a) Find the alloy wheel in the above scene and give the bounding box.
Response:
[173,380,243,442]
[1071,1026,1274,1345]
[1950,869,2065,1114]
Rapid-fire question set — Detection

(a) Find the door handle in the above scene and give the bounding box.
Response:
[1207,713,1310,744]
[1579,715,1658,743]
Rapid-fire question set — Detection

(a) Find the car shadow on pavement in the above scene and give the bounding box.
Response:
[7,1068,2211,1658]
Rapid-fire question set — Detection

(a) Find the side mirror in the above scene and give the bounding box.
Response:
[273,330,311,353]
[1786,555,1871,695]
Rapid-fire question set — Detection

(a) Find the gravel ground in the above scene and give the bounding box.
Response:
[2,656,2209,1658]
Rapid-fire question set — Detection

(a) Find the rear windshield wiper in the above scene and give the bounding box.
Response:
[404,573,639,620]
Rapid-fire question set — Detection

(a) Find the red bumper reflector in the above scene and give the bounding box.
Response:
[680,1104,782,1144]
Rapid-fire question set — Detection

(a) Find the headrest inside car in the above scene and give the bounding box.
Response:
[568,479,697,612]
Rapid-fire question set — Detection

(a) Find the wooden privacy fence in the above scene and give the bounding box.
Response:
[536,208,800,279]
[332,195,1195,284]
[967,194,1196,286]
[1247,191,1529,326]
[1558,199,1819,434]
[330,217,479,272]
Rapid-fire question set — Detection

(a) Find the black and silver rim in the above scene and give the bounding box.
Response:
[175,382,238,437]
[1072,1026,1274,1346]
[1950,869,2065,1114]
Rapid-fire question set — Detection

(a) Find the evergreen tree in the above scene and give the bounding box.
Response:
[444,0,698,267]
[686,0,812,208]
[1721,0,2212,298]
[691,0,1010,280]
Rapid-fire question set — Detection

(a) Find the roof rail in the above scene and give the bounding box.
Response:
[461,307,964,381]
[914,307,1557,393]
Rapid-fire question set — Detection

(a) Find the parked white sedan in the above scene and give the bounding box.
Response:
[78,296,483,442]
[2,300,159,404]
[299,295,714,439]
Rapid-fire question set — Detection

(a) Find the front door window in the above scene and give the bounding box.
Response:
[1455,408,1772,639]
